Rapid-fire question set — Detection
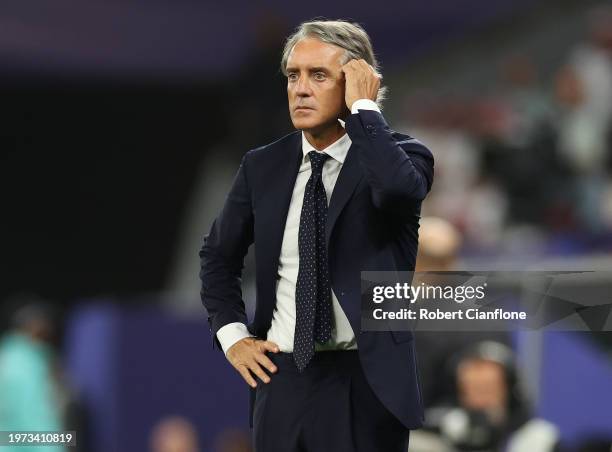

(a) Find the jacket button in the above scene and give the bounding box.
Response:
[366,124,375,131]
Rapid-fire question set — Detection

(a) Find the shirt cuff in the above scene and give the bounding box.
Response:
[216,322,254,355]
[351,98,380,115]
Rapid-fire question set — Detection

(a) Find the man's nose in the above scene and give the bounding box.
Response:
[295,76,312,96]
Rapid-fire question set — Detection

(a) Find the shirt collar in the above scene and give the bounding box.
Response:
[301,130,351,165]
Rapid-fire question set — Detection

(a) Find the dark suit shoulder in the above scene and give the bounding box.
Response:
[245,131,301,162]
[391,131,434,161]
[391,131,426,148]
[392,131,412,141]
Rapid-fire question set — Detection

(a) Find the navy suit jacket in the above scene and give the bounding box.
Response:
[200,109,434,429]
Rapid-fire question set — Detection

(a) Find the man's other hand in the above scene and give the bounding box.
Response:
[341,58,381,111]
[226,337,279,388]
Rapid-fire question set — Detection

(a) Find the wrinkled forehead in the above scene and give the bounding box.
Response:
[286,37,347,71]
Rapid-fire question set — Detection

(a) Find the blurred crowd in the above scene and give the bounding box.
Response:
[405,6,612,257]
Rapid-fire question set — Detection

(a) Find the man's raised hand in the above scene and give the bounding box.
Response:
[340,59,381,111]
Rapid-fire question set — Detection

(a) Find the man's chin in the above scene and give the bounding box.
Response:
[291,118,320,131]
[292,117,340,134]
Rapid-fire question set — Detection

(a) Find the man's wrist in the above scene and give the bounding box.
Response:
[216,322,254,355]
[351,98,380,115]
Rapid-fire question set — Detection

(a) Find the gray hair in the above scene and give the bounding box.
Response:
[280,19,388,108]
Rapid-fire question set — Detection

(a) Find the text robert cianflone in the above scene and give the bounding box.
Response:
[371,282,487,304]
[372,308,528,321]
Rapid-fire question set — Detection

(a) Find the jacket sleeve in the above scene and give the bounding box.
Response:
[199,152,254,349]
[345,109,434,215]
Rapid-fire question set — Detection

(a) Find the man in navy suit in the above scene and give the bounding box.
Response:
[200,19,434,452]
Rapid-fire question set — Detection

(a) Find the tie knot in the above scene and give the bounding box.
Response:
[308,151,329,174]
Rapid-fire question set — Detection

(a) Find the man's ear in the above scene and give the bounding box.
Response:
[339,80,350,120]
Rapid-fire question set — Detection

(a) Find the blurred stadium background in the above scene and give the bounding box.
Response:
[1,0,612,451]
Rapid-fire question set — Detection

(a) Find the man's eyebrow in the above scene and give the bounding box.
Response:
[285,66,331,73]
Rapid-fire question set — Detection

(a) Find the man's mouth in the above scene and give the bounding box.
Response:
[295,106,314,111]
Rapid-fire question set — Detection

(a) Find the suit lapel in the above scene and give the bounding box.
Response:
[270,140,303,262]
[258,134,303,297]
[326,143,363,246]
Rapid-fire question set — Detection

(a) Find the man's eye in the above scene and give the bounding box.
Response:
[287,74,298,82]
[314,73,326,81]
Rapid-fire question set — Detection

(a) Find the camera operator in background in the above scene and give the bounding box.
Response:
[410,341,560,452]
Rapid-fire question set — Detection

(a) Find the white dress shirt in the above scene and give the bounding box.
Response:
[217,99,380,354]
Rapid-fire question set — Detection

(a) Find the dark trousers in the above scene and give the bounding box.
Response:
[252,350,410,452]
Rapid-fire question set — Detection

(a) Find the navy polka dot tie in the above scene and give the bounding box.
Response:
[294,151,333,372]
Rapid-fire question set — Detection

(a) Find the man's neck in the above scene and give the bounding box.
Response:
[303,123,346,151]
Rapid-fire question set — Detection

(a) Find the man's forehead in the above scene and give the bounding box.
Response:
[286,38,345,69]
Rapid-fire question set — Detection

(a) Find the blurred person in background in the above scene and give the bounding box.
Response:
[484,53,566,238]
[200,19,433,452]
[413,218,510,408]
[411,341,560,452]
[415,216,462,272]
[150,416,200,452]
[496,53,554,150]
[553,5,612,235]
[212,428,252,452]
[0,297,68,452]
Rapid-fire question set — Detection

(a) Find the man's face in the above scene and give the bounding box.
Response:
[286,38,348,133]
[457,359,508,421]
